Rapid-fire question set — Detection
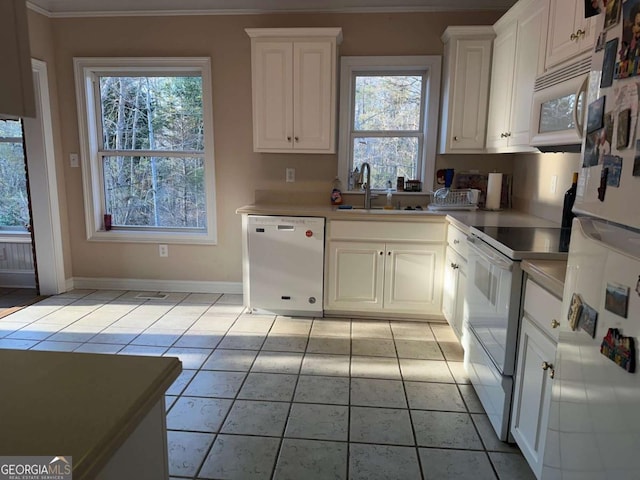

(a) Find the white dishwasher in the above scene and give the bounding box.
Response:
[246,215,325,316]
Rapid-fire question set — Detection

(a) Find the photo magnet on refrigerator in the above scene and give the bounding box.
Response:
[587,97,606,133]
[579,302,599,338]
[603,155,623,186]
[585,0,601,18]
[606,0,622,31]
[568,293,584,331]
[605,282,630,317]
[602,38,618,87]
[600,328,636,373]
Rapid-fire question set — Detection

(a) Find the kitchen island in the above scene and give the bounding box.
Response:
[0,350,181,480]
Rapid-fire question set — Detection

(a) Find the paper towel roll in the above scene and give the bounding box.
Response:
[486,173,502,210]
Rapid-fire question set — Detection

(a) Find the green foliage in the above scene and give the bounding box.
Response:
[0,120,29,229]
[98,76,206,228]
[351,75,424,190]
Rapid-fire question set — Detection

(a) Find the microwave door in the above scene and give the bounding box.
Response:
[530,72,589,150]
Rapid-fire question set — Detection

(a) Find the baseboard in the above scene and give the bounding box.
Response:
[0,271,37,288]
[70,277,243,294]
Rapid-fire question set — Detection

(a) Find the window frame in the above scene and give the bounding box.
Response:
[338,56,441,193]
[74,57,217,244]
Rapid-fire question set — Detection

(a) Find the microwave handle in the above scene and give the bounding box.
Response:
[573,75,589,139]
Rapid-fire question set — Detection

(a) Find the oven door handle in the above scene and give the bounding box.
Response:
[466,236,514,271]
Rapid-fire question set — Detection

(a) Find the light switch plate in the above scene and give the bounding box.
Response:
[70,153,79,168]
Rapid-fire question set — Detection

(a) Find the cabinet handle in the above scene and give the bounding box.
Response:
[551,319,560,329]
[505,132,511,137]
[453,239,460,244]
[542,362,555,378]
[500,132,505,138]
[576,28,586,38]
[379,251,384,256]
[388,251,392,256]
[287,136,292,142]
[452,263,459,270]
[570,32,578,41]
[294,136,299,142]
[453,136,459,141]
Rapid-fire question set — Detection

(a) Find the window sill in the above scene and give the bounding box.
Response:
[0,232,31,243]
[89,229,216,245]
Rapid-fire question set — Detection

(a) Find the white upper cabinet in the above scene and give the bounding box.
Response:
[486,0,550,152]
[545,0,597,70]
[439,26,495,154]
[0,0,35,118]
[246,28,342,154]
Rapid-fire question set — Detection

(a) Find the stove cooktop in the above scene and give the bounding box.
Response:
[470,226,569,260]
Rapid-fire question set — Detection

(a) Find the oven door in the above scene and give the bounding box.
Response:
[465,236,521,376]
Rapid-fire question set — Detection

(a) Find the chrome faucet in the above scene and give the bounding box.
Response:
[361,162,372,209]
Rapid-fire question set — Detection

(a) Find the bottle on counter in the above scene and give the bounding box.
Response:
[560,172,578,251]
[385,180,393,209]
[331,176,343,205]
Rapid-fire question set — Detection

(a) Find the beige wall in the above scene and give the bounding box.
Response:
[27,11,74,281]
[27,10,505,284]
[512,152,582,223]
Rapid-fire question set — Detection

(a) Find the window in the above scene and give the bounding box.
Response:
[74,58,216,244]
[338,56,441,192]
[0,119,29,232]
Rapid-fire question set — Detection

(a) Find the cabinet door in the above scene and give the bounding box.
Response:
[252,41,293,151]
[0,0,35,117]
[293,41,333,151]
[447,38,493,152]
[545,0,580,70]
[511,316,556,478]
[508,0,548,148]
[486,22,516,150]
[326,241,385,312]
[442,247,458,327]
[383,243,444,315]
[453,259,467,342]
[545,0,596,70]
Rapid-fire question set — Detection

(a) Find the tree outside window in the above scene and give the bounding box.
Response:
[0,119,29,230]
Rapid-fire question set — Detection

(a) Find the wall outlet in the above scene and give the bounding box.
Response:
[159,244,169,257]
[70,153,79,168]
[286,167,295,183]
[550,175,558,194]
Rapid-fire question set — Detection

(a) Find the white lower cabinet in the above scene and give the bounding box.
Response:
[511,279,561,479]
[442,246,467,340]
[327,241,443,316]
[325,220,445,318]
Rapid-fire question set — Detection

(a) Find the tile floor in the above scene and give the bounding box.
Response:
[0,289,535,480]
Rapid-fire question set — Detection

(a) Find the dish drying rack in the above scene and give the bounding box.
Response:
[427,188,478,211]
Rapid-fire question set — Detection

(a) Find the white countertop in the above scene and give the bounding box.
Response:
[236,204,560,231]
[0,350,181,480]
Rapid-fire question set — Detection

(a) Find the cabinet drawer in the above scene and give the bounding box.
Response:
[329,220,446,243]
[523,279,562,341]
[447,223,468,258]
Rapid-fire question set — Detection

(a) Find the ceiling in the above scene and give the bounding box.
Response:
[27,0,516,17]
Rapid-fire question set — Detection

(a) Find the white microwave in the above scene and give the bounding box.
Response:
[530,58,591,152]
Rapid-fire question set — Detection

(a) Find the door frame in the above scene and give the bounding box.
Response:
[22,59,66,295]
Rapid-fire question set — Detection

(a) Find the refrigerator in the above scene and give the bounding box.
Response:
[542,3,640,478]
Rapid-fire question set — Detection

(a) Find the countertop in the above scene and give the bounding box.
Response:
[236,204,560,232]
[0,350,181,479]
[522,259,568,298]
